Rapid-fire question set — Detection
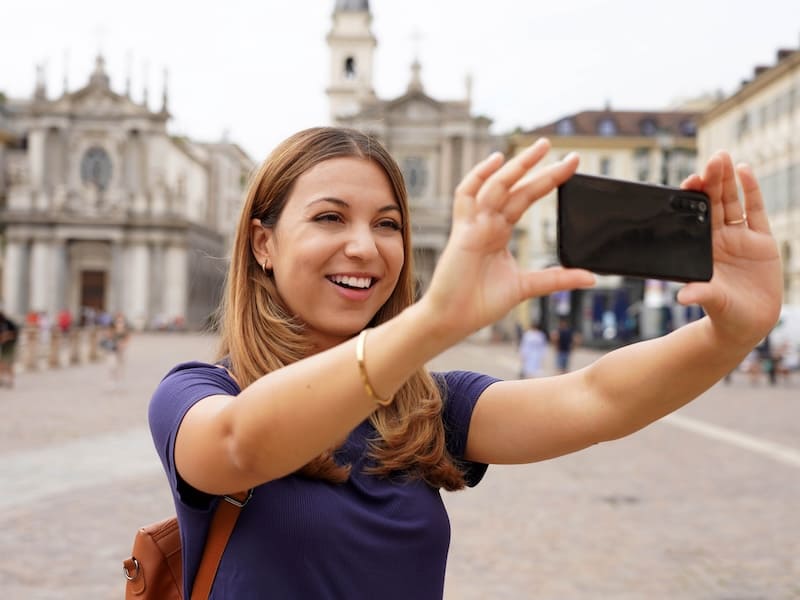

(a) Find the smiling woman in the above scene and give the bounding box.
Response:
[252,156,405,350]
[146,126,782,600]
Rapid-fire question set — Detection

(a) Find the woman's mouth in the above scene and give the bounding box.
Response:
[327,275,375,290]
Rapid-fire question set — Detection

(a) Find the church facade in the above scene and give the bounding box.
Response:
[0,57,254,329]
[327,0,498,293]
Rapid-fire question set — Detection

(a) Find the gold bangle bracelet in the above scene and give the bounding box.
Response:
[356,329,393,407]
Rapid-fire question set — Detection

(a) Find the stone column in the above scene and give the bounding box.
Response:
[164,242,188,325]
[126,242,150,329]
[109,241,125,315]
[28,128,49,211]
[439,137,452,204]
[1,238,25,318]
[53,239,68,315]
[29,239,53,314]
[149,243,165,324]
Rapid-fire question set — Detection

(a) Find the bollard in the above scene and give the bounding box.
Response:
[23,327,39,371]
[69,329,81,365]
[49,328,61,368]
[88,327,100,362]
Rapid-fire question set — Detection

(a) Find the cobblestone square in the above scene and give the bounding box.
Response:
[0,333,798,599]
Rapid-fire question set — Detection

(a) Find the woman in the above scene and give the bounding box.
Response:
[149,127,781,599]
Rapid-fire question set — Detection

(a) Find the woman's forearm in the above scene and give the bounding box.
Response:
[226,300,456,483]
[584,317,755,441]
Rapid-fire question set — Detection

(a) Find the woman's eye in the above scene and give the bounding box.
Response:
[314,213,343,224]
[377,219,402,231]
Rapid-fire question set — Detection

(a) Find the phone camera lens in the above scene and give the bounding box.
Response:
[697,201,708,213]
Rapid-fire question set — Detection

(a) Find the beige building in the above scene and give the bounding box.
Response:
[509,108,703,343]
[697,47,800,305]
[326,0,498,293]
[0,57,254,328]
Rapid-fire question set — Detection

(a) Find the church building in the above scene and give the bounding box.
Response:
[0,57,254,329]
[327,0,497,292]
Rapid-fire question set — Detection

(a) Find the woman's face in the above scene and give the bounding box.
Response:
[260,157,405,350]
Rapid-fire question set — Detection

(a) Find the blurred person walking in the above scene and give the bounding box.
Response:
[105,313,131,389]
[551,316,580,374]
[0,309,19,388]
[519,321,548,378]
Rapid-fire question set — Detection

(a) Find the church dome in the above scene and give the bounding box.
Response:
[335,0,369,11]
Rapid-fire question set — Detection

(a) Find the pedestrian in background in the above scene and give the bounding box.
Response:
[57,308,73,334]
[551,316,580,374]
[0,309,19,388]
[148,127,782,599]
[108,313,131,388]
[519,321,548,378]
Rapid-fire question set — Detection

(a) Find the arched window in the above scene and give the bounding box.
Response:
[555,118,575,135]
[597,118,617,136]
[639,118,657,136]
[344,56,356,79]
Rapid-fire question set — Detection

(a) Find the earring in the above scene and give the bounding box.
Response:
[261,259,271,274]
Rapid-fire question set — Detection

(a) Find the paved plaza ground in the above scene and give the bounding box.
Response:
[0,332,798,599]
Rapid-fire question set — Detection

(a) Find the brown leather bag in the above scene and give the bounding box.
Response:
[123,491,251,600]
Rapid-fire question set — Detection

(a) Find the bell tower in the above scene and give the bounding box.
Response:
[326,0,376,122]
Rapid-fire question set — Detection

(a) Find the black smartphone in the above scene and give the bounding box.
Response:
[557,173,713,282]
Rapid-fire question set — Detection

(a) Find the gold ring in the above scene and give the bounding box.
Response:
[725,217,747,225]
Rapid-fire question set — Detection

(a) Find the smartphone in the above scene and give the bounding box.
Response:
[557,173,712,282]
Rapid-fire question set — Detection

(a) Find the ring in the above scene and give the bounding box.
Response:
[725,217,747,226]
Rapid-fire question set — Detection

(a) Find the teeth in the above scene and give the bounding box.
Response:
[331,275,372,289]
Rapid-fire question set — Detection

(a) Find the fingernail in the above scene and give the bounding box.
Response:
[562,151,578,163]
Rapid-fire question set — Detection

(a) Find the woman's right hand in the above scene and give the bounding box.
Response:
[420,138,595,342]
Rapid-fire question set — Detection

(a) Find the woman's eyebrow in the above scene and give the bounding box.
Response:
[307,197,401,214]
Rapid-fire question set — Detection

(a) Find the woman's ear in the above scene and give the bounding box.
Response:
[250,218,273,271]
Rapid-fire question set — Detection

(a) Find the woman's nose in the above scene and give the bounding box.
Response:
[343,225,379,259]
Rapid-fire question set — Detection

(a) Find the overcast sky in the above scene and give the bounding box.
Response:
[3,0,799,160]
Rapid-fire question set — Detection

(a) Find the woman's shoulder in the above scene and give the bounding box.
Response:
[151,360,240,406]
[432,370,502,401]
[148,361,240,435]
[159,360,238,387]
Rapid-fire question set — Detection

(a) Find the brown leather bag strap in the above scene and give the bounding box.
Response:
[190,490,252,600]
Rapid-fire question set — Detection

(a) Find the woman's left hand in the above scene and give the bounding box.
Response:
[677,152,782,346]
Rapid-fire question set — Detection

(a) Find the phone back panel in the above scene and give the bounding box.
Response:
[557,174,713,282]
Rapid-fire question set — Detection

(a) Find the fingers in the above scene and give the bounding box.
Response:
[676,282,713,307]
[475,138,551,211]
[719,152,746,225]
[701,154,725,230]
[453,152,504,220]
[680,173,703,191]
[503,152,579,223]
[737,163,772,234]
[519,266,595,299]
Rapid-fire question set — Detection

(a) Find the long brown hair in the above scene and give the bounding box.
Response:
[216,127,467,490]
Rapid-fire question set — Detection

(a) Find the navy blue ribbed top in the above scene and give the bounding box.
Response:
[148,362,498,599]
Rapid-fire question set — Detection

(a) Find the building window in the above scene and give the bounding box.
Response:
[599,156,612,176]
[402,156,428,198]
[555,119,575,135]
[597,118,616,136]
[344,56,356,79]
[634,147,650,181]
[736,113,750,139]
[639,119,657,136]
[678,119,696,136]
